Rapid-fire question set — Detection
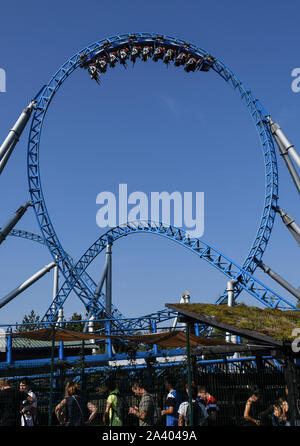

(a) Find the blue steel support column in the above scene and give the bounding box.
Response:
[151,320,158,356]
[59,341,64,361]
[106,321,113,359]
[6,328,12,365]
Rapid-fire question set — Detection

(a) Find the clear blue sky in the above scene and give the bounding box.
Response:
[0,0,300,325]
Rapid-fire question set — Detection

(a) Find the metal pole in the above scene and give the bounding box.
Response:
[278,143,300,194]
[105,244,112,315]
[52,257,59,315]
[88,315,97,355]
[269,118,300,169]
[151,320,158,356]
[284,354,298,426]
[0,262,56,309]
[94,261,108,299]
[58,341,64,361]
[269,119,300,194]
[6,328,12,365]
[0,100,36,167]
[106,321,112,359]
[256,260,300,301]
[81,340,86,397]
[226,280,236,343]
[0,201,32,245]
[105,244,112,357]
[172,291,190,330]
[57,308,64,325]
[186,322,193,426]
[57,308,64,360]
[48,324,56,426]
[0,139,18,174]
[276,207,300,246]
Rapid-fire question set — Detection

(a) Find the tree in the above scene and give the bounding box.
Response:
[64,312,105,332]
[65,312,85,332]
[15,310,41,332]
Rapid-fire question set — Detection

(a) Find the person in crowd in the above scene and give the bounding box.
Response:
[55,381,97,426]
[243,386,261,426]
[0,378,35,426]
[275,396,290,426]
[271,400,288,426]
[103,379,123,426]
[19,378,38,426]
[197,385,219,425]
[161,376,181,426]
[280,386,290,426]
[129,381,157,426]
[178,382,208,426]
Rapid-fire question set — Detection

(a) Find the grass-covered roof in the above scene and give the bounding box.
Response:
[166,303,300,341]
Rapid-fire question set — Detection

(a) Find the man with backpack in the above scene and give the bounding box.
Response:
[178,382,208,426]
[103,379,127,426]
[129,381,161,427]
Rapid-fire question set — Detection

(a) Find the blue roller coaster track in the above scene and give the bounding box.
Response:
[23,32,296,331]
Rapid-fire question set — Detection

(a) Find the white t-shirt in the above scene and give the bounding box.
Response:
[21,390,37,426]
[178,400,208,426]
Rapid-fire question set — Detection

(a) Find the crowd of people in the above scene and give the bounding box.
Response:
[100,379,291,427]
[0,378,37,426]
[98,377,216,427]
[0,376,291,427]
[242,385,290,426]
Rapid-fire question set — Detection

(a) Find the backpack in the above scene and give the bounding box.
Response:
[149,394,162,426]
[186,401,207,426]
[110,392,129,425]
[153,404,162,426]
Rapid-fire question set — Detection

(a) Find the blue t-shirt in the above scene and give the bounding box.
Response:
[165,389,181,426]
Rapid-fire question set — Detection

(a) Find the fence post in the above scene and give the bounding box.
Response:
[284,353,298,426]
[48,324,56,426]
[186,321,193,426]
[81,340,86,397]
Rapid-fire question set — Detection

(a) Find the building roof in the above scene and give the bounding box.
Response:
[0,329,97,350]
[165,303,300,345]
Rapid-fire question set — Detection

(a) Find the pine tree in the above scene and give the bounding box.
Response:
[66,312,84,332]
[15,310,41,332]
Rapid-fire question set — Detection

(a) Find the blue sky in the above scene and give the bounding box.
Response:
[0,0,300,325]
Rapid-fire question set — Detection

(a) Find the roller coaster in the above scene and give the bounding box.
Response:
[1,32,300,349]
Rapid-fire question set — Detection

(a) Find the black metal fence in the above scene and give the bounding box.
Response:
[0,356,297,426]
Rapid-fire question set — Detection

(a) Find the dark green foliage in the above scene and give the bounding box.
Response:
[15,309,41,332]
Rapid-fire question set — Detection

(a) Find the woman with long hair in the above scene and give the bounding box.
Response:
[55,381,97,426]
